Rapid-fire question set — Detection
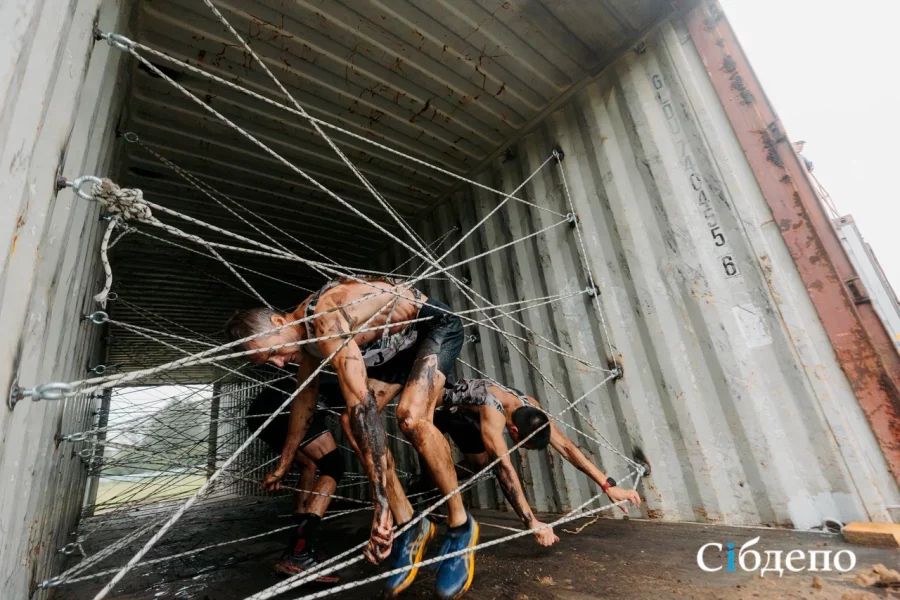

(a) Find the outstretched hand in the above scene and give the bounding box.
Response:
[606,486,642,513]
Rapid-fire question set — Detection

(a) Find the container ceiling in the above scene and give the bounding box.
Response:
[108,0,672,380]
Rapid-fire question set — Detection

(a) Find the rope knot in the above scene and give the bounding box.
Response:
[92,179,153,221]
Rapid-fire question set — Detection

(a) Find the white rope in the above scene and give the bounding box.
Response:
[119,37,565,217]
[91,177,275,309]
[202,0,436,264]
[107,36,588,371]
[90,279,415,600]
[55,19,633,599]
[249,376,620,599]
[47,516,165,586]
[556,157,617,362]
[129,136,338,280]
[250,467,640,600]
[93,216,120,308]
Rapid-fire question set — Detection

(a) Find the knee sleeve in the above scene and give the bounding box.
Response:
[314,449,344,484]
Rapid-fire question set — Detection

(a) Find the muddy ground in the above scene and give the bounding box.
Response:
[59,498,900,600]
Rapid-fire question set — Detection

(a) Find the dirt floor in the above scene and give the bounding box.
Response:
[58,497,900,600]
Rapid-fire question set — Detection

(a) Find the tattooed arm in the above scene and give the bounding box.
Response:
[480,409,559,547]
[317,311,394,564]
[262,352,318,491]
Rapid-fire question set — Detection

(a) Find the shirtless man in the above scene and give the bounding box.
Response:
[225,277,478,600]
[432,379,642,542]
[338,377,642,547]
[244,376,346,581]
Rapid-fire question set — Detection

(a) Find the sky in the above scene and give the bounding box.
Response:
[722,0,900,291]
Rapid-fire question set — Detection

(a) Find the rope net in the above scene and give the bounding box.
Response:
[35,4,643,598]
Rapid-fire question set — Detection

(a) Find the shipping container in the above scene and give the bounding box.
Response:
[3,0,900,597]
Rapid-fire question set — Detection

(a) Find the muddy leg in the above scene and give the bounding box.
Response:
[396,355,466,527]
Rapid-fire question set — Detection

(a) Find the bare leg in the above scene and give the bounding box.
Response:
[396,355,467,527]
[293,452,316,514]
[301,434,339,517]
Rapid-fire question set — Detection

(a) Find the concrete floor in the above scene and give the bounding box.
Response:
[58,498,900,600]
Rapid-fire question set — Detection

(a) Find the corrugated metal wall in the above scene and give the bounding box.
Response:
[0,0,134,596]
[379,16,900,529]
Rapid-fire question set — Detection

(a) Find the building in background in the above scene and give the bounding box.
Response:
[835,215,900,350]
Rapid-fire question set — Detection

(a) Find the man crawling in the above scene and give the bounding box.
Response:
[431,379,642,542]
[336,376,642,547]
[226,277,478,600]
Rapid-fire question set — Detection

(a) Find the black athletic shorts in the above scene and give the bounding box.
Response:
[414,298,464,379]
[433,408,486,455]
[366,345,419,386]
[245,381,331,453]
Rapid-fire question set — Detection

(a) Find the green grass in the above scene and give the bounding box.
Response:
[94,474,207,513]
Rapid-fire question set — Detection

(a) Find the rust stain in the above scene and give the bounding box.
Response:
[678,0,900,488]
[646,508,663,520]
[11,210,25,257]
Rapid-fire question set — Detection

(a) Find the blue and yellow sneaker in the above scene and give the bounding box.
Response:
[434,514,479,600]
[384,515,436,597]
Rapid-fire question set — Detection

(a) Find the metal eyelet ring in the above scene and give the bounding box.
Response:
[105,292,118,302]
[89,364,107,376]
[59,543,79,555]
[65,176,102,200]
[105,33,135,51]
[40,577,63,589]
[87,311,109,325]
[64,432,89,443]
[123,132,139,143]
[33,383,75,401]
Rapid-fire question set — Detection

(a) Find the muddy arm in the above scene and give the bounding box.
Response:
[481,410,536,528]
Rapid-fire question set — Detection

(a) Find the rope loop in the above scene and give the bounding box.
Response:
[91,179,153,222]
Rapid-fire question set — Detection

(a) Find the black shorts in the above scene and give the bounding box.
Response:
[414,298,464,379]
[245,384,330,453]
[433,408,486,455]
[367,345,419,386]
